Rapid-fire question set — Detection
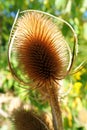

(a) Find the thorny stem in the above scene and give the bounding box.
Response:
[47,83,63,130]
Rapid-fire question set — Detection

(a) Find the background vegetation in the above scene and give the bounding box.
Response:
[0,0,87,130]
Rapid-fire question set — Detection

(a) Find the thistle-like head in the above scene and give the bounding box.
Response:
[8,10,78,91]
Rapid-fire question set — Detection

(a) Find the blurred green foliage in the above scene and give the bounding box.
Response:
[0,0,87,130]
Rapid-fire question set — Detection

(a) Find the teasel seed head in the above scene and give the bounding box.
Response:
[12,109,49,130]
[9,11,71,89]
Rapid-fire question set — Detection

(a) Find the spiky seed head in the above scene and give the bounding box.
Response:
[12,109,49,130]
[11,12,69,88]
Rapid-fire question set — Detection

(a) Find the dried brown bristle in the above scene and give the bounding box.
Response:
[13,12,68,86]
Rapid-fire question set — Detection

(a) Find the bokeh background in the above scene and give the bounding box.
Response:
[0,0,87,130]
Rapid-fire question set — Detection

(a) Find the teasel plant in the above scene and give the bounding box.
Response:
[8,10,79,130]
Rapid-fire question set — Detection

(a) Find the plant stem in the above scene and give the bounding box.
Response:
[47,83,63,130]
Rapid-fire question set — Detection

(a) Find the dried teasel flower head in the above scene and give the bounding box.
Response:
[12,109,49,130]
[8,10,78,90]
